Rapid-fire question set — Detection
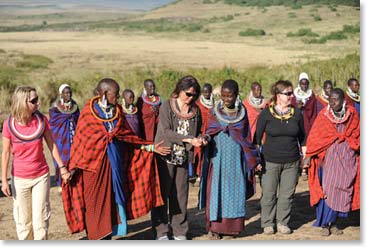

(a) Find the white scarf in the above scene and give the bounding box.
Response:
[294,86,312,104]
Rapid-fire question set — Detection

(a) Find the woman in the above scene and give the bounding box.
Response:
[316,80,333,108]
[136,79,161,141]
[200,79,261,239]
[194,83,214,180]
[49,84,80,193]
[61,78,170,240]
[242,81,268,142]
[256,80,306,235]
[121,89,143,138]
[304,88,360,236]
[152,75,205,240]
[1,86,71,240]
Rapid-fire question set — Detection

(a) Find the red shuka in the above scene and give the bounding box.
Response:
[306,107,360,210]
[193,100,211,176]
[243,97,268,142]
[136,96,160,142]
[62,98,163,236]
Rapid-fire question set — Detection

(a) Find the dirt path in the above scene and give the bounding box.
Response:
[0,174,359,240]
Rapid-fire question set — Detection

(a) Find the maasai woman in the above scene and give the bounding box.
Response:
[200,79,261,239]
[136,79,161,141]
[49,84,79,192]
[292,72,323,178]
[316,80,333,108]
[194,83,214,179]
[304,88,360,236]
[121,89,143,138]
[345,78,360,117]
[2,86,71,240]
[243,81,268,142]
[61,78,170,240]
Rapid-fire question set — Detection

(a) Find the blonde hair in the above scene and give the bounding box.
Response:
[11,86,36,124]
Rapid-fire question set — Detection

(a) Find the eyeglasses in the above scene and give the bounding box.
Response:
[29,96,39,104]
[279,91,293,96]
[185,91,197,98]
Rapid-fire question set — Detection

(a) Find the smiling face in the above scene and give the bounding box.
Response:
[202,86,212,100]
[324,83,333,97]
[178,86,197,105]
[220,87,237,108]
[329,92,343,112]
[349,80,359,93]
[276,86,294,106]
[61,87,72,103]
[27,90,40,113]
[299,79,309,92]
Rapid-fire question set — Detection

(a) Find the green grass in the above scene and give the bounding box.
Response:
[223,0,359,7]
[0,51,359,116]
[288,12,297,18]
[16,54,53,69]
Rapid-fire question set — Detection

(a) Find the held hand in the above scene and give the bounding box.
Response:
[302,157,311,169]
[199,137,208,146]
[60,167,71,184]
[153,141,171,156]
[255,164,262,172]
[1,181,11,197]
[191,138,203,147]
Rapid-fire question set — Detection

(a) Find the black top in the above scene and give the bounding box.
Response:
[255,107,306,163]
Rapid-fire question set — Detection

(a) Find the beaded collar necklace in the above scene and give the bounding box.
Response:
[56,99,78,114]
[169,97,197,120]
[89,96,120,122]
[325,104,350,124]
[318,90,329,104]
[346,87,360,103]
[121,99,138,115]
[199,95,214,109]
[294,86,312,103]
[8,111,45,142]
[214,101,245,124]
[142,92,161,106]
[269,102,295,121]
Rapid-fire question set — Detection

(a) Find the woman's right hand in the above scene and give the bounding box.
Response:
[1,180,11,197]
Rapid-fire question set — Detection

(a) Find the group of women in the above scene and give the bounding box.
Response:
[1,73,360,240]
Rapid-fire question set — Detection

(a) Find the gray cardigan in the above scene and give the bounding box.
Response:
[154,99,202,163]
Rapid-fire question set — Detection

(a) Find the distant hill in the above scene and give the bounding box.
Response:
[220,0,359,7]
[0,0,178,11]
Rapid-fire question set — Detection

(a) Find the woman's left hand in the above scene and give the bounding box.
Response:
[153,141,171,156]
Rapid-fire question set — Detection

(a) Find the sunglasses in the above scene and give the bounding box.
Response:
[29,96,39,104]
[185,91,197,98]
[279,91,293,96]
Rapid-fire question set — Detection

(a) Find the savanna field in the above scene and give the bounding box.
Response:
[0,0,360,240]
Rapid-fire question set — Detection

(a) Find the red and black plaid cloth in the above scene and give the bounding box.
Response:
[306,106,360,210]
[62,97,163,233]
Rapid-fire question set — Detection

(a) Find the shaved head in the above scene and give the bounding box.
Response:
[96,78,119,96]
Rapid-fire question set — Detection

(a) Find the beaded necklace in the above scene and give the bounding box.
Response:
[8,111,45,142]
[269,102,295,122]
[89,96,120,122]
[346,87,360,103]
[214,101,245,124]
[199,95,214,109]
[142,92,161,106]
[121,99,138,115]
[169,98,197,120]
[56,99,78,114]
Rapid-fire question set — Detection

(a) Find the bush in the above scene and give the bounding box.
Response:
[313,15,322,21]
[324,31,347,40]
[343,24,360,33]
[287,28,319,37]
[239,28,266,36]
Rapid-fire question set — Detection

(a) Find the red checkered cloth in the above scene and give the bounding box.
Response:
[124,145,163,219]
[306,106,360,210]
[62,97,162,233]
